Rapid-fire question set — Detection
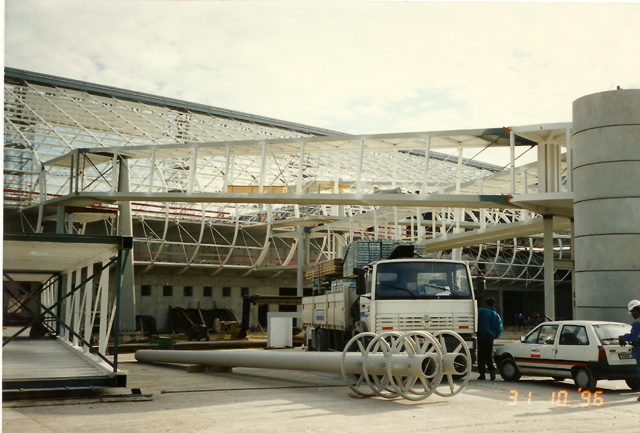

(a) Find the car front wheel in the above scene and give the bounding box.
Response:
[573,367,597,392]
[625,378,640,390]
[499,358,521,381]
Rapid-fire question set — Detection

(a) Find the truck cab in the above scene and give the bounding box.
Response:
[357,259,477,355]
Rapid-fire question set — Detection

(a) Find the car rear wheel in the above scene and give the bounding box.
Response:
[573,367,596,392]
[499,358,521,381]
[625,378,640,390]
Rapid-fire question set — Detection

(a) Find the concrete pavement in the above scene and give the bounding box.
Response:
[3,350,639,433]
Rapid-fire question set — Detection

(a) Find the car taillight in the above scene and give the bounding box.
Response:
[598,346,607,362]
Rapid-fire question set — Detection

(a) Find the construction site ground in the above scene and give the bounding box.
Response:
[3,328,639,432]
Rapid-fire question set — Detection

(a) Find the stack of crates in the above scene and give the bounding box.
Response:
[331,279,343,293]
[382,241,401,259]
[342,239,405,277]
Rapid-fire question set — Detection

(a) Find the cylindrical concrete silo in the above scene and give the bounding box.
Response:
[573,89,640,322]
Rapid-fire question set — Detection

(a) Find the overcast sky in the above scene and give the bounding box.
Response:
[5,1,640,136]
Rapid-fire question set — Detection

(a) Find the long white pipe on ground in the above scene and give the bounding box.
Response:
[135,348,460,378]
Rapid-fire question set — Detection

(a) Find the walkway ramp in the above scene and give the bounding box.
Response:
[2,337,126,393]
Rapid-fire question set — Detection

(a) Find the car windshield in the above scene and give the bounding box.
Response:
[593,323,632,344]
[375,261,472,300]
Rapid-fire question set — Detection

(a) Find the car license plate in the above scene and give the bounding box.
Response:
[619,353,632,360]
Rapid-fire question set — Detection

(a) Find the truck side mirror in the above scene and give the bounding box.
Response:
[354,268,366,295]
[474,275,486,299]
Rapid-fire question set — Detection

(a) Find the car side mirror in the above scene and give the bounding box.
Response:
[520,336,526,343]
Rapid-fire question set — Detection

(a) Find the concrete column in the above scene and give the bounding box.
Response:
[117,156,136,331]
[571,219,576,319]
[573,89,640,322]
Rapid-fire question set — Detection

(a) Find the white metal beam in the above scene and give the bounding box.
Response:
[45,191,519,209]
[416,216,572,253]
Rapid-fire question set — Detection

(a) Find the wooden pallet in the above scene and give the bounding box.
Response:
[305,259,343,280]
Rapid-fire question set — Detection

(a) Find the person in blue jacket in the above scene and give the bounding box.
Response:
[516,313,526,329]
[477,297,503,380]
[619,299,640,401]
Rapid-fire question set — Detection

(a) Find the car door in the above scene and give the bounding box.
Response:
[554,324,591,378]
[516,324,559,376]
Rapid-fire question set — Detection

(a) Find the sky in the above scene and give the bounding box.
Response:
[5,1,640,137]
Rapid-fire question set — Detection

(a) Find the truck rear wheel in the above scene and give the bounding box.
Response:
[315,328,329,352]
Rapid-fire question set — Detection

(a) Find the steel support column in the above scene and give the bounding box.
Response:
[543,215,555,320]
[297,228,304,297]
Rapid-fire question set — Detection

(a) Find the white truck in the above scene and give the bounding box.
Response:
[303,243,481,360]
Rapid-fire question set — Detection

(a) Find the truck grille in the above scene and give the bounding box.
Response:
[376,314,474,333]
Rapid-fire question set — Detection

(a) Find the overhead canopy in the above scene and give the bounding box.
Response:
[44,127,541,165]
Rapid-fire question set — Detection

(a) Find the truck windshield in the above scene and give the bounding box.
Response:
[375,261,472,300]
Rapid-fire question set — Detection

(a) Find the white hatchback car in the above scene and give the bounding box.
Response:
[494,320,639,391]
